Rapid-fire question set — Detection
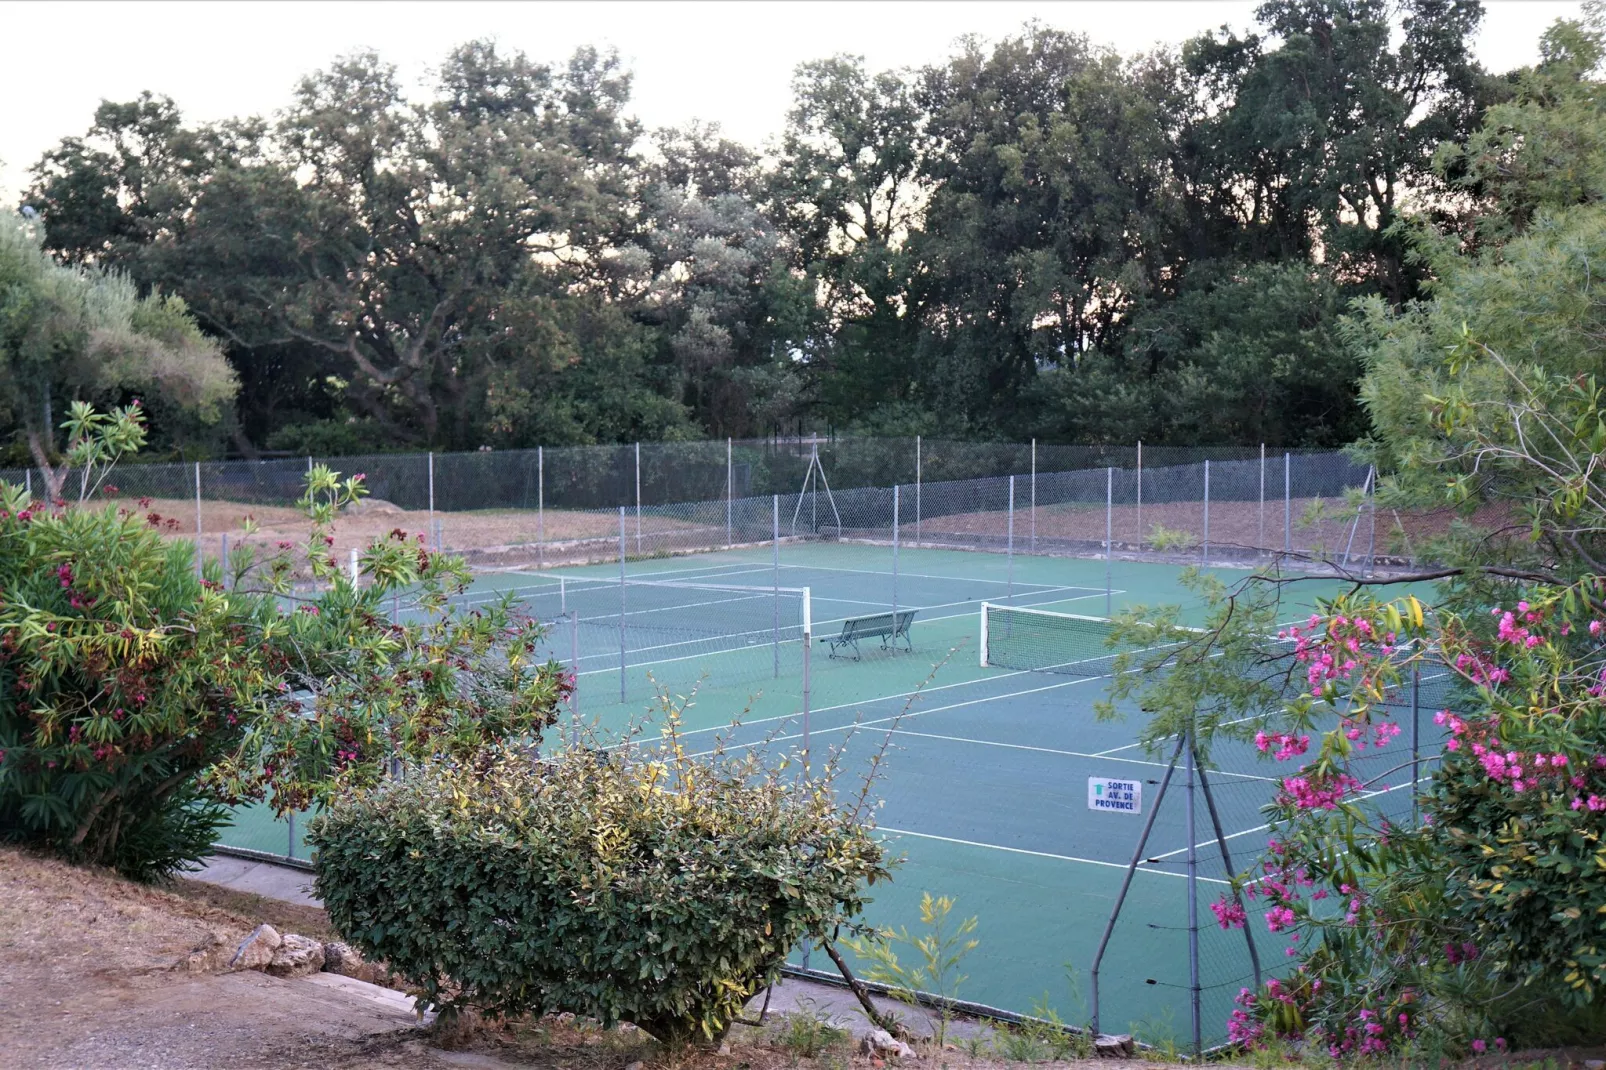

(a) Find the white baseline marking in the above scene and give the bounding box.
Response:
[876,827,1231,885]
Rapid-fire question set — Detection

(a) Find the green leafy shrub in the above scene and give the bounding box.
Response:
[310,702,890,1045]
[1,405,568,879]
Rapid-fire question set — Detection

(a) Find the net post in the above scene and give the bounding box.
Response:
[1284,452,1292,555]
[1202,459,1210,567]
[348,547,359,585]
[537,446,545,569]
[618,506,627,703]
[1006,476,1015,601]
[634,441,642,556]
[1089,734,1186,1037]
[773,494,780,679]
[1185,724,1202,1060]
[892,484,900,621]
[802,586,812,779]
[915,435,922,548]
[1259,443,1266,558]
[1030,438,1037,554]
[1105,466,1113,618]
[726,437,734,548]
[979,602,991,668]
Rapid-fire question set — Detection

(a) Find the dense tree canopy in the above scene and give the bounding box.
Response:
[8,0,1580,461]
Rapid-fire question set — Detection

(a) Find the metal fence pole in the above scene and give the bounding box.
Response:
[892,485,900,621]
[1007,475,1015,602]
[220,532,229,589]
[24,470,30,497]
[772,495,780,679]
[618,506,627,703]
[634,441,642,556]
[287,810,296,861]
[1030,438,1037,554]
[1366,465,1377,577]
[1259,443,1266,556]
[1284,452,1292,555]
[915,434,922,548]
[1411,660,1422,823]
[726,437,734,547]
[570,609,581,731]
[1136,441,1143,556]
[537,446,545,569]
[1202,459,1210,566]
[1186,727,1202,1060]
[1105,466,1113,618]
[802,587,812,778]
[194,462,203,578]
[428,452,436,552]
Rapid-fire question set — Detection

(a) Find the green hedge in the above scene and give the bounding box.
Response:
[311,742,889,1043]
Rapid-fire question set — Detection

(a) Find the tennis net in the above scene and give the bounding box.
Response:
[979,604,1136,676]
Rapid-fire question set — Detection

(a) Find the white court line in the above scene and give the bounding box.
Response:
[887,729,1278,782]
[686,675,1108,759]
[876,827,1231,885]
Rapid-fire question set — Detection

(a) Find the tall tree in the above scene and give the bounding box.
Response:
[0,211,236,486]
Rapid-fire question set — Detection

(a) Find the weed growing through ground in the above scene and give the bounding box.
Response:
[844,892,979,1049]
[773,1004,851,1063]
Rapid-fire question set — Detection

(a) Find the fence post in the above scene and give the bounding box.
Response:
[1202,459,1210,566]
[428,452,436,552]
[1007,475,1015,602]
[1136,441,1143,556]
[220,532,229,590]
[24,470,30,497]
[1259,443,1266,557]
[1186,728,1203,1060]
[537,446,545,569]
[801,587,812,779]
[915,434,922,548]
[772,495,780,679]
[634,441,642,556]
[618,506,627,703]
[348,547,359,584]
[726,437,733,548]
[892,485,900,621]
[1030,438,1037,554]
[1284,452,1292,555]
[1105,466,1113,618]
[1366,465,1377,577]
[194,462,203,578]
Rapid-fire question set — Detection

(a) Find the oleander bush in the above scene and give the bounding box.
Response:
[310,705,891,1045]
[1,404,568,880]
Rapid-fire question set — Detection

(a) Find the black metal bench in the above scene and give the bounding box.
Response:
[822,610,916,660]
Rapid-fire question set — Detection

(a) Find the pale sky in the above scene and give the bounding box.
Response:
[0,0,1583,202]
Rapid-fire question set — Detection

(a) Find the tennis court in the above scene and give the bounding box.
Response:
[216,540,1450,1045]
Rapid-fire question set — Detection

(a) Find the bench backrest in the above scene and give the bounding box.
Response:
[838,610,915,639]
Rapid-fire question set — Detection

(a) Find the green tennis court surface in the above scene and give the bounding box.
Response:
[217,542,1447,1044]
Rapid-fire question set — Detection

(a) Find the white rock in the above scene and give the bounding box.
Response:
[266,932,326,978]
[228,924,282,970]
[861,1028,916,1060]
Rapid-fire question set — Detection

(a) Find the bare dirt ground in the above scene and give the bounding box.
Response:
[1,846,1182,1070]
[112,498,722,574]
[909,498,1513,565]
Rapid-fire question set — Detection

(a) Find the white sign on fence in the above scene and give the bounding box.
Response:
[1088,777,1142,814]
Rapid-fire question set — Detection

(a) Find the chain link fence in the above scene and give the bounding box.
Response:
[1,438,1459,575]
